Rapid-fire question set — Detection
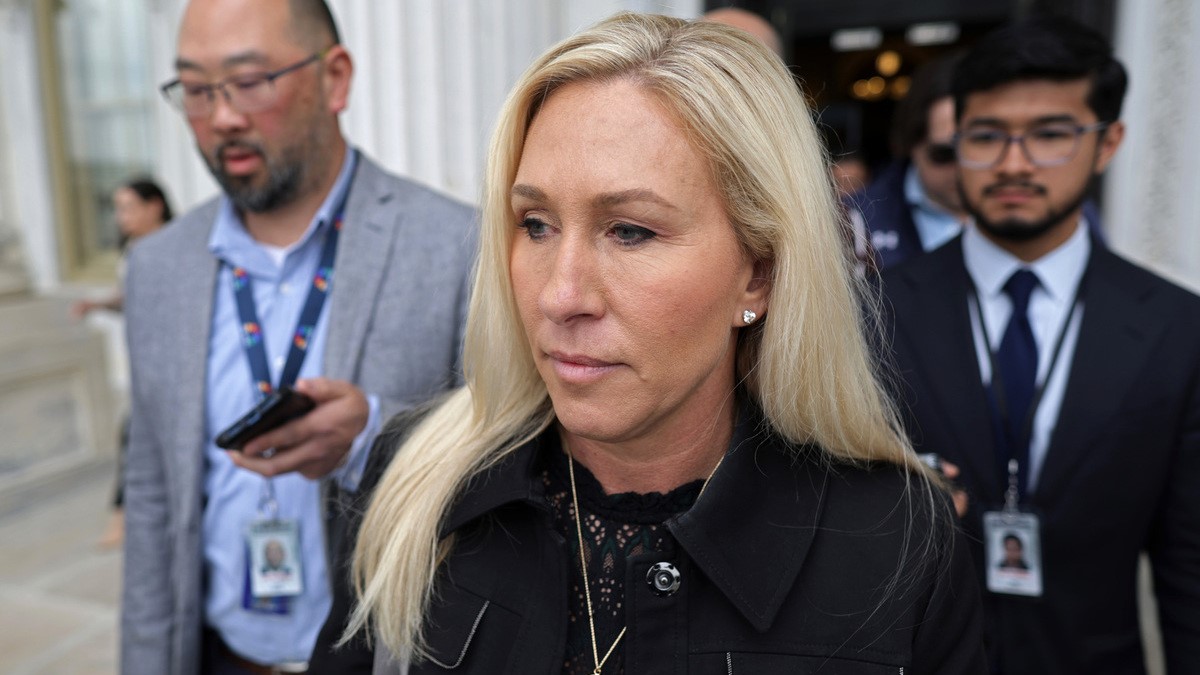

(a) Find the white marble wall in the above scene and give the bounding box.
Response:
[1109,0,1200,293]
[0,39,27,298]
[0,0,62,292]
[6,0,1196,292]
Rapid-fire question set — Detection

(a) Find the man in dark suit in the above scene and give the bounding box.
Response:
[856,52,969,269]
[883,16,1200,675]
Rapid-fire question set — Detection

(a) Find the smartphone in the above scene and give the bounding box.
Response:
[215,386,316,450]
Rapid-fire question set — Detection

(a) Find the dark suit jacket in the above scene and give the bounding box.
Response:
[882,237,1200,674]
[310,409,426,674]
[313,410,987,674]
[854,160,926,270]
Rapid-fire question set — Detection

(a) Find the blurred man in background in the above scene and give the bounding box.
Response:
[120,1,476,673]
[854,52,969,269]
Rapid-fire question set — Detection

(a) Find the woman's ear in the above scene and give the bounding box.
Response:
[736,258,772,326]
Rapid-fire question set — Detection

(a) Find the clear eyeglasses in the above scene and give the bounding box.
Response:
[160,49,329,118]
[955,121,1110,169]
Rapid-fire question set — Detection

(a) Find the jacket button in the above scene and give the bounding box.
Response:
[647,562,681,596]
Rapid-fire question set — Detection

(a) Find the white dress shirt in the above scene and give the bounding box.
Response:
[963,220,1091,494]
[203,150,379,665]
[905,163,964,253]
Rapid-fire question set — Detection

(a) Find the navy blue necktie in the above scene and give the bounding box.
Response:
[996,269,1040,492]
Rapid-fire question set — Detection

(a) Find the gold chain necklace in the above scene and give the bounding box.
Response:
[565,445,726,675]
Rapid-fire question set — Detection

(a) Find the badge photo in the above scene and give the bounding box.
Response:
[983,510,1043,597]
[247,519,304,598]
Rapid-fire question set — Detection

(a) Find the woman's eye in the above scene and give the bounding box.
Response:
[612,223,655,246]
[518,216,550,240]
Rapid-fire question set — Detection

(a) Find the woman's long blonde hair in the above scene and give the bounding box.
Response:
[349,12,933,662]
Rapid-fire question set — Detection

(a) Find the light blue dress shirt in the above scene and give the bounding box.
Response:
[904,163,964,253]
[202,149,379,665]
[963,220,1091,494]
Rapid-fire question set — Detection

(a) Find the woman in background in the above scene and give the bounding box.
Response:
[73,178,173,547]
[73,179,173,316]
[342,13,983,674]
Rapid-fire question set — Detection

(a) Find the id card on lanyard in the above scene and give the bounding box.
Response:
[227,172,352,612]
[969,273,1085,599]
[984,461,1043,597]
[243,484,304,613]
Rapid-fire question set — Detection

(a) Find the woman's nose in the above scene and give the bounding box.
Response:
[538,234,604,325]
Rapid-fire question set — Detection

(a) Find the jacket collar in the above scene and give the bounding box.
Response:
[667,411,827,633]
[323,153,401,381]
[438,409,829,633]
[439,432,549,538]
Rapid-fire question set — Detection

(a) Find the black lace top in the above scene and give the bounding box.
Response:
[542,448,703,675]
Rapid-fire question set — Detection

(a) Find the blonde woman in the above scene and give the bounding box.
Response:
[335,12,984,674]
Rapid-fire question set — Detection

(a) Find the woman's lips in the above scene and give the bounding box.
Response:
[546,351,621,384]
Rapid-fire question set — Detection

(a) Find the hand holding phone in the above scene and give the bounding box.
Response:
[224,378,369,480]
[918,453,969,518]
[215,387,316,450]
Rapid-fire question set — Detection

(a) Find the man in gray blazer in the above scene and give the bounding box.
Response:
[120,1,476,673]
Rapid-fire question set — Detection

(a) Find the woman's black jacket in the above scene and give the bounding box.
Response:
[314,415,987,674]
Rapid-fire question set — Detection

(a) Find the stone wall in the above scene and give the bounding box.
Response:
[0,297,117,515]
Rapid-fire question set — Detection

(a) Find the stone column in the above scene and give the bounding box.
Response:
[0,0,32,297]
[1108,0,1200,293]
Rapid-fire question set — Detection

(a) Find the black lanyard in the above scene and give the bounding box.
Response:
[968,270,1087,498]
[226,196,350,397]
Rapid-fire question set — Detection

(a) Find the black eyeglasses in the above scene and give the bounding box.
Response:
[160,49,331,118]
[955,121,1110,169]
[924,143,957,166]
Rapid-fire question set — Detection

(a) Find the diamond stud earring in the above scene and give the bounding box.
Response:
[743,309,757,325]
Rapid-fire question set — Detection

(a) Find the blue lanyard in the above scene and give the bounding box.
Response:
[227,203,348,397]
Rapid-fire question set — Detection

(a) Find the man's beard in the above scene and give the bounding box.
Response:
[959,178,1091,243]
[204,139,310,214]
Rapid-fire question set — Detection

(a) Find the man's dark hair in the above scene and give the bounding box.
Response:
[1003,533,1023,547]
[289,0,341,47]
[952,16,1127,123]
[890,51,963,158]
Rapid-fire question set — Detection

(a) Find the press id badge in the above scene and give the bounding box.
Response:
[983,510,1042,597]
[247,518,304,599]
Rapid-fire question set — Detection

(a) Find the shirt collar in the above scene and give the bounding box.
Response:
[903,162,935,211]
[904,163,963,252]
[962,216,1091,303]
[207,148,359,268]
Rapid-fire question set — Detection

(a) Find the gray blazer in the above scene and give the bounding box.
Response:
[119,154,477,675]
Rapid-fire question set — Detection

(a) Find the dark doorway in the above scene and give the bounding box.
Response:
[704,0,1116,177]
